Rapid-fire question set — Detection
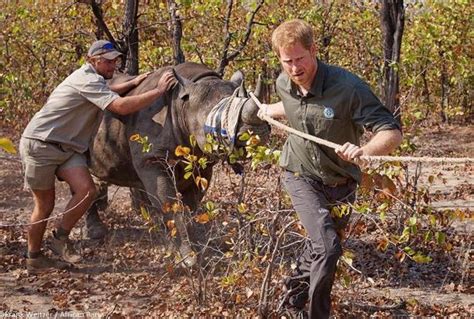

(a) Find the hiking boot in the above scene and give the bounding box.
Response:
[49,232,82,263]
[26,254,71,275]
[85,217,108,239]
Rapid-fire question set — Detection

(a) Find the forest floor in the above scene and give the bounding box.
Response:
[0,124,472,318]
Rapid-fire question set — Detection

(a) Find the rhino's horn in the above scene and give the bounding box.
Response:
[254,74,264,101]
[238,82,248,98]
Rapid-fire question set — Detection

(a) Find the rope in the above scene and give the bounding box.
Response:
[249,93,473,164]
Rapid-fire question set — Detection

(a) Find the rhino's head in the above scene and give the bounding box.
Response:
[172,66,270,149]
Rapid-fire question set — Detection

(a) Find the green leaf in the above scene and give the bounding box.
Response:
[140,206,150,221]
[198,157,208,169]
[412,253,432,263]
[238,132,250,141]
[184,171,193,180]
[435,231,446,245]
[189,135,197,148]
[0,138,16,154]
[403,246,416,256]
[205,201,215,212]
[203,143,213,153]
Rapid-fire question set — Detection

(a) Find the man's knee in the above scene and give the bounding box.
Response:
[72,182,97,201]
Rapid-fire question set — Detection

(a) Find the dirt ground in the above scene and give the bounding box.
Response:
[0,124,472,318]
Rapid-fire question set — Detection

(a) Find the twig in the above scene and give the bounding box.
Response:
[258,219,297,317]
[0,192,91,228]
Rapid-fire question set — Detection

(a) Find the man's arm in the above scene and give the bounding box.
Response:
[335,129,403,163]
[106,71,175,115]
[109,72,151,95]
[259,101,287,119]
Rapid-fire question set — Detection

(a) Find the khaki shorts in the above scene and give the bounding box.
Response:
[19,137,87,190]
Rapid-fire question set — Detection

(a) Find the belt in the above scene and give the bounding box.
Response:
[314,176,352,188]
[287,170,354,188]
[325,179,350,187]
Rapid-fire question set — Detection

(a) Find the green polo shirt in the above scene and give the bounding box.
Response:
[277,60,400,185]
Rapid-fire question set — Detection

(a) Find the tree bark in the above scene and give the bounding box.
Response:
[123,0,140,75]
[167,0,185,65]
[380,0,404,123]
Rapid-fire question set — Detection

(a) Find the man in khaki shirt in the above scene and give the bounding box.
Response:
[20,40,175,274]
[261,20,402,318]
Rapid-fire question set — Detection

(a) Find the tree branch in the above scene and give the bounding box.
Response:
[88,1,119,49]
[217,0,264,76]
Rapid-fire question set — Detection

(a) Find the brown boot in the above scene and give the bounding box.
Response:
[49,231,82,263]
[26,254,71,275]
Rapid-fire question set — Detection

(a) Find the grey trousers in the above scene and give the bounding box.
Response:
[283,171,357,319]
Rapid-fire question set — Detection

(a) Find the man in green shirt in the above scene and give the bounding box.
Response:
[20,40,175,274]
[261,20,402,318]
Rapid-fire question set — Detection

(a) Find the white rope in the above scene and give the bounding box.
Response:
[249,93,473,164]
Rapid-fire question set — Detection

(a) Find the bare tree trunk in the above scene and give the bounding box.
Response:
[421,66,431,119]
[380,0,404,123]
[439,53,448,123]
[89,1,117,46]
[167,0,185,65]
[92,2,104,40]
[123,0,139,75]
[85,1,142,74]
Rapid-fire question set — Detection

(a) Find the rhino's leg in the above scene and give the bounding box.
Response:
[84,178,109,239]
[135,165,197,268]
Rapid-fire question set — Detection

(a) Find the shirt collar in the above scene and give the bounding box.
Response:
[285,59,327,98]
[84,62,98,74]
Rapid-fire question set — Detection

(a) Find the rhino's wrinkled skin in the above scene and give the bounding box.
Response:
[87,62,269,266]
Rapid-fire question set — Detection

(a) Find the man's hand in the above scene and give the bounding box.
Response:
[133,71,152,86]
[256,101,286,120]
[157,71,176,96]
[335,142,364,165]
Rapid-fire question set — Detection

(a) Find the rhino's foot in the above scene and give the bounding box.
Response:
[178,243,197,268]
[85,217,108,240]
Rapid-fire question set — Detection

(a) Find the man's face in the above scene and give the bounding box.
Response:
[278,42,317,91]
[91,56,119,79]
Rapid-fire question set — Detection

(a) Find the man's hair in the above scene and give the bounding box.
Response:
[271,19,314,57]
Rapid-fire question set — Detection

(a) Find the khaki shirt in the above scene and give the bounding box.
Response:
[22,63,119,153]
[277,60,401,185]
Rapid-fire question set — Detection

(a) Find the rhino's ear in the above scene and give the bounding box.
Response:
[231,70,248,97]
[172,68,191,100]
[230,70,244,86]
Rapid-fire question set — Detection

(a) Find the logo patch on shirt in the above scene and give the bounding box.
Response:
[323,106,335,119]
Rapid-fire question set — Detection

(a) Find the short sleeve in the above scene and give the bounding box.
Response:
[79,77,120,111]
[351,83,401,133]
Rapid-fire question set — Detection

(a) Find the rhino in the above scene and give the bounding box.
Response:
[86,62,269,267]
